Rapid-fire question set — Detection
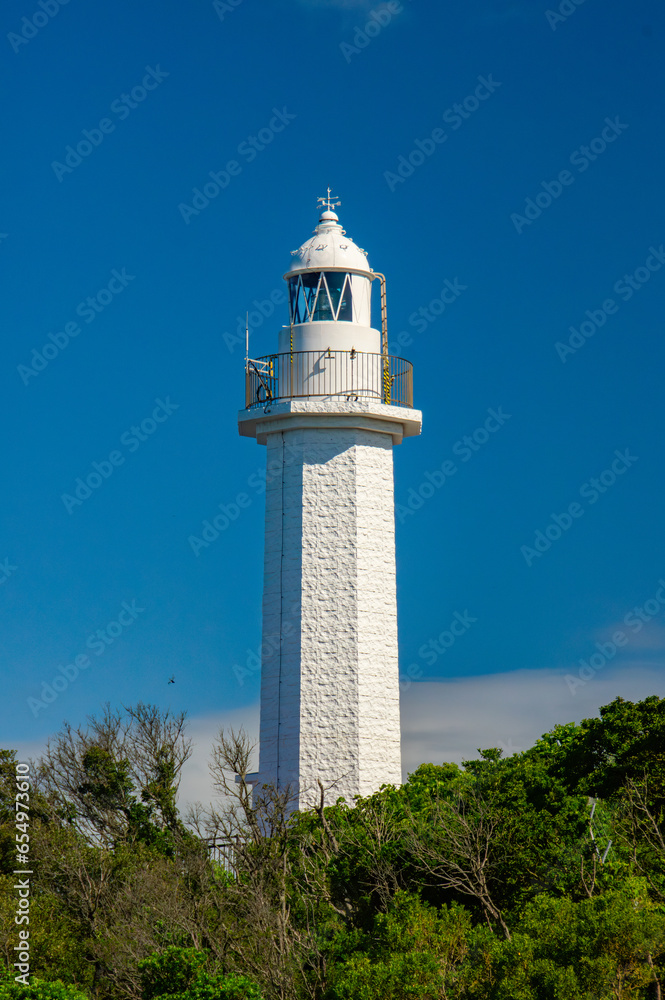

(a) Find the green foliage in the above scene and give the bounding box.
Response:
[0,751,18,877]
[77,747,134,814]
[139,947,263,1000]
[324,891,470,999]
[159,976,263,1000]
[140,747,180,830]
[3,698,664,1000]
[404,737,591,916]
[0,875,95,989]
[556,695,665,802]
[0,974,89,1000]
[139,947,207,1000]
[76,742,182,856]
[459,879,665,999]
[552,696,665,900]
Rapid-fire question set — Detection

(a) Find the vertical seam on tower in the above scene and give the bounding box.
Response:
[277,430,285,786]
[353,439,360,788]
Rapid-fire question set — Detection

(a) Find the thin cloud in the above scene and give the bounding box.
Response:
[7,666,662,813]
[591,620,665,652]
[401,664,664,775]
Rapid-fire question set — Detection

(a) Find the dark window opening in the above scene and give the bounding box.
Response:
[287,272,353,323]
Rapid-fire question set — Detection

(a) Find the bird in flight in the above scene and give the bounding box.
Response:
[168,675,175,684]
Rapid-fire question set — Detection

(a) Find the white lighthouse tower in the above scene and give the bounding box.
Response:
[238,192,422,811]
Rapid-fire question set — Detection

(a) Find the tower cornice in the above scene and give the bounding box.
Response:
[238,398,422,446]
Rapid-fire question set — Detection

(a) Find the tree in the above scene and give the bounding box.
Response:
[555,696,665,807]
[551,696,665,906]
[404,764,514,940]
[35,703,193,853]
[8,706,216,996]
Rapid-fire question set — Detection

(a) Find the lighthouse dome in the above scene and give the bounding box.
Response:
[285,209,372,278]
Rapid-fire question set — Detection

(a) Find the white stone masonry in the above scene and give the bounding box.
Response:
[239,400,421,810]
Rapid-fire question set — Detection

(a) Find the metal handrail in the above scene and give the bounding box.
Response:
[244,350,413,409]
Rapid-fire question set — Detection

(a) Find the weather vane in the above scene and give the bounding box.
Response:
[317,186,341,212]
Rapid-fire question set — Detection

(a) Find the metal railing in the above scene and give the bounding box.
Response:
[245,350,413,409]
[205,835,241,872]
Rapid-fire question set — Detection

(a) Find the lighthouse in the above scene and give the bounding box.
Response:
[238,191,422,811]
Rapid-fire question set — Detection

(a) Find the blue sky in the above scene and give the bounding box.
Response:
[2,0,664,800]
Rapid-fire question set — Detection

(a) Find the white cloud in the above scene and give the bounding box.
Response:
[5,738,49,769]
[178,661,663,805]
[400,664,664,776]
[6,666,662,813]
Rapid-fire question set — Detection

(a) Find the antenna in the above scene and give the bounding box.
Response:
[317,186,341,213]
[245,311,249,363]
